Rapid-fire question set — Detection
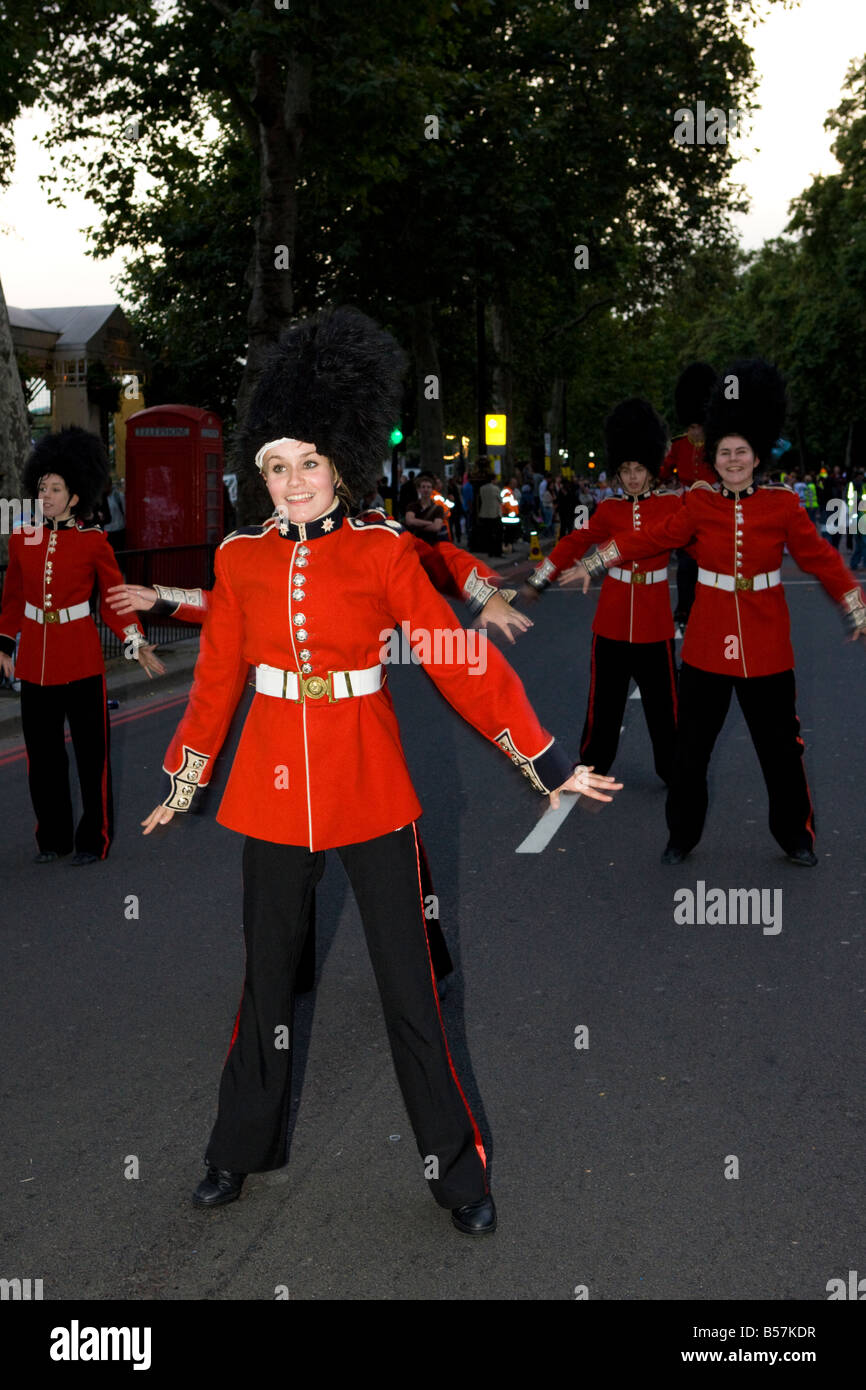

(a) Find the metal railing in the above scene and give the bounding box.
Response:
[0,543,216,661]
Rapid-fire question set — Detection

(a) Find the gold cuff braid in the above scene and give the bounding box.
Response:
[163,745,209,811]
[585,539,620,577]
[841,587,866,631]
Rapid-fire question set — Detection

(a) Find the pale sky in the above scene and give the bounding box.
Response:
[1,0,865,308]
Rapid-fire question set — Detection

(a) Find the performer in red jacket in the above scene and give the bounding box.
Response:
[522,399,679,784]
[106,535,527,989]
[140,309,621,1233]
[659,362,718,629]
[562,360,866,866]
[0,428,162,863]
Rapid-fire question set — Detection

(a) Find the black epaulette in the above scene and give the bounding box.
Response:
[347,509,404,535]
[759,482,797,495]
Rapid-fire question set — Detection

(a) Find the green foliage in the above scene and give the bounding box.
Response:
[7,0,801,454]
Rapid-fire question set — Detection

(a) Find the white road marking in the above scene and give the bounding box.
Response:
[515,794,580,853]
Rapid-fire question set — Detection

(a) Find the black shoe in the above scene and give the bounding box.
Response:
[786,848,818,867]
[661,844,689,865]
[71,852,100,866]
[192,1166,246,1208]
[34,851,64,864]
[451,1192,497,1235]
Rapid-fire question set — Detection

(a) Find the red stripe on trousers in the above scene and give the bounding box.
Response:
[793,675,816,844]
[580,633,599,759]
[667,640,678,722]
[410,822,488,1176]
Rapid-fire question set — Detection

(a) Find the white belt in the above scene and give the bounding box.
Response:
[24,600,90,625]
[609,566,668,586]
[255,662,384,702]
[698,568,781,593]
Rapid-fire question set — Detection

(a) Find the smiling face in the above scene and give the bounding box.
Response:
[714,435,757,491]
[261,440,337,525]
[618,460,651,496]
[37,473,78,520]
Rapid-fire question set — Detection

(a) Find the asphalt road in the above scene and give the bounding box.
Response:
[2,562,864,1302]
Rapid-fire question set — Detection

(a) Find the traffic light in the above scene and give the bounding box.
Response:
[389,426,404,447]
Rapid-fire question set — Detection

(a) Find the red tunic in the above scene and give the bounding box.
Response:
[600,482,865,677]
[534,491,678,643]
[0,518,144,685]
[659,435,716,488]
[156,532,502,625]
[161,508,572,849]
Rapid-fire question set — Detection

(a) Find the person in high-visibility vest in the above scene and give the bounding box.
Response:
[803,473,819,524]
[500,478,520,550]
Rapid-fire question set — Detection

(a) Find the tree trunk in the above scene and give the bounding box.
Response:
[234,25,311,525]
[489,292,513,474]
[411,300,445,475]
[0,278,31,566]
[475,288,487,466]
[545,376,564,470]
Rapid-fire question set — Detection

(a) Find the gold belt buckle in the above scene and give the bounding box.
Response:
[631,570,646,585]
[735,576,753,591]
[298,672,333,702]
[43,609,59,623]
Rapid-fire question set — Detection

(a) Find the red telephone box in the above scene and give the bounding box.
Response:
[125,405,224,550]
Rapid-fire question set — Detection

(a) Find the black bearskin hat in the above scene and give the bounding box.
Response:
[22,426,110,517]
[604,398,668,479]
[704,358,787,472]
[242,306,408,501]
[674,362,717,429]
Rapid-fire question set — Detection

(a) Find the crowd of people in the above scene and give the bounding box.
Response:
[387,455,866,570]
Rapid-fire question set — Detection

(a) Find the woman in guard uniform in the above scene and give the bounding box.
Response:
[140,308,621,1234]
[562,360,866,866]
[108,533,529,989]
[0,428,162,863]
[522,399,680,786]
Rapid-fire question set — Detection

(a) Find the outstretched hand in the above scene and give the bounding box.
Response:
[549,765,623,809]
[477,591,533,644]
[107,583,157,614]
[135,643,166,678]
[558,562,592,593]
[142,805,175,835]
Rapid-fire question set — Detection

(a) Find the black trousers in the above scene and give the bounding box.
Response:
[666,663,815,856]
[295,831,453,992]
[674,551,698,621]
[580,634,678,784]
[479,516,503,557]
[20,675,113,858]
[206,825,488,1209]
